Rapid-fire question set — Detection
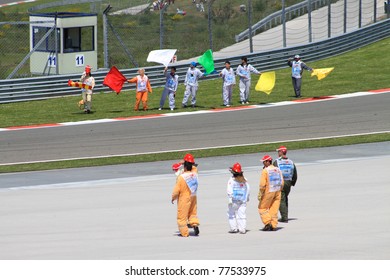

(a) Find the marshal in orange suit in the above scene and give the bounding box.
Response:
[127,68,152,111]
[171,153,200,237]
[258,155,284,231]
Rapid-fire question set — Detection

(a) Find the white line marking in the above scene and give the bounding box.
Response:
[1,174,172,191]
[60,119,120,126]
[0,0,35,8]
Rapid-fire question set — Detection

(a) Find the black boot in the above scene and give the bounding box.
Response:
[262,224,272,231]
[193,226,200,236]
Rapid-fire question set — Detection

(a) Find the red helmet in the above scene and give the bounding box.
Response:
[85,65,91,74]
[261,155,272,162]
[276,146,287,153]
[172,162,182,171]
[183,153,195,164]
[230,162,242,173]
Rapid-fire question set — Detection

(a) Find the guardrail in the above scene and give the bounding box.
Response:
[1,18,390,104]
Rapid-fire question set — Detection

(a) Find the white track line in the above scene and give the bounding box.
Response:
[0,0,35,8]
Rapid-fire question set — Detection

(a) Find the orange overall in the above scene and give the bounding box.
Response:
[171,167,199,237]
[128,75,152,111]
[258,165,284,229]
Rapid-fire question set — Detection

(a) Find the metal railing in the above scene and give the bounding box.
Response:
[1,18,390,104]
[235,0,329,42]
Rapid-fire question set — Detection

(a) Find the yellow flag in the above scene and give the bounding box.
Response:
[255,71,276,95]
[311,67,334,80]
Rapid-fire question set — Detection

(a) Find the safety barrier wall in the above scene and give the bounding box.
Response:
[1,18,390,104]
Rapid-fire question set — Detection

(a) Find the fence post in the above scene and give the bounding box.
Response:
[344,0,347,33]
[387,1,390,18]
[282,0,286,48]
[308,0,312,42]
[358,0,362,28]
[327,0,331,38]
[159,5,168,49]
[374,0,377,22]
[54,14,59,75]
[208,0,215,51]
[103,5,112,69]
[388,1,390,18]
[248,0,253,53]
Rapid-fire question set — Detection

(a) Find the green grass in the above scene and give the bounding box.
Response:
[2,37,390,128]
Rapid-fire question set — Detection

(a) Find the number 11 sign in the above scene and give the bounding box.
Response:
[76,54,85,67]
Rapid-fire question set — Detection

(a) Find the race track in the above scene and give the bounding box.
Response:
[0,92,389,165]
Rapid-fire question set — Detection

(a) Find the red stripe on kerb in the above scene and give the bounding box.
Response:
[212,105,253,112]
[114,114,163,120]
[6,123,61,130]
[368,88,390,93]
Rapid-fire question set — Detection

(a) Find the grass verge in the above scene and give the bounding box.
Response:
[1,132,389,173]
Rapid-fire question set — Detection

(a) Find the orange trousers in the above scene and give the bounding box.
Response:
[177,196,199,237]
[258,191,281,228]
[134,91,148,111]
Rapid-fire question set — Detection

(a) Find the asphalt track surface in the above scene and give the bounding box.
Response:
[1,92,389,165]
[0,142,389,260]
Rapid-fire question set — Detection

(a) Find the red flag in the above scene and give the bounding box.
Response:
[103,66,128,94]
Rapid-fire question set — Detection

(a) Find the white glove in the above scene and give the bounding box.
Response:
[228,197,233,205]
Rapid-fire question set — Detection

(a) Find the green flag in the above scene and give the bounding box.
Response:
[197,49,215,74]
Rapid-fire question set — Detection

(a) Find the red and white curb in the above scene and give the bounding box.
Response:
[0,89,389,132]
[0,0,35,8]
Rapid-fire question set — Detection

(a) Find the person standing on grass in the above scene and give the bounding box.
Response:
[127,68,152,111]
[236,56,261,104]
[80,65,95,114]
[287,54,313,98]
[182,62,204,108]
[159,66,179,111]
[219,61,236,107]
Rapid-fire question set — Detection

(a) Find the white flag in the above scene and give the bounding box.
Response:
[147,49,177,67]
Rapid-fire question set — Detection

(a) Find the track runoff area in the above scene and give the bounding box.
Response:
[0,90,389,280]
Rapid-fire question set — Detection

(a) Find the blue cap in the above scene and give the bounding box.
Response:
[191,62,197,67]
